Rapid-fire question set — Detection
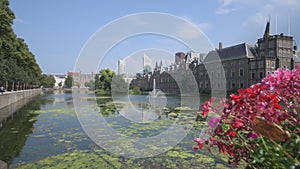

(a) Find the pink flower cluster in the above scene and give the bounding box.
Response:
[194,65,300,165]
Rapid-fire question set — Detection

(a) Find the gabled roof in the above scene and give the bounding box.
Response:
[204,43,258,62]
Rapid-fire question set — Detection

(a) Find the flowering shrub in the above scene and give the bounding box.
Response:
[194,65,300,168]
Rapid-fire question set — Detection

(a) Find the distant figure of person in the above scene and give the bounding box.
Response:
[0,85,5,94]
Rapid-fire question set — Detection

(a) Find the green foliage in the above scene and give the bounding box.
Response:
[40,74,55,88]
[64,75,73,88]
[111,74,128,94]
[0,0,42,87]
[84,80,95,90]
[16,150,122,169]
[95,68,115,91]
[247,135,300,169]
[131,86,141,95]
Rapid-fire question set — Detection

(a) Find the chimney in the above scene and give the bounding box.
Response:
[219,42,222,50]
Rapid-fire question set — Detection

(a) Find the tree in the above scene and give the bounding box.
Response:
[94,74,101,89]
[40,74,55,88]
[111,74,128,93]
[96,68,115,90]
[132,86,141,95]
[84,80,95,90]
[58,82,62,88]
[0,0,43,88]
[64,75,73,88]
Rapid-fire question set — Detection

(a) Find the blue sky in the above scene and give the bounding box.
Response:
[10,0,300,74]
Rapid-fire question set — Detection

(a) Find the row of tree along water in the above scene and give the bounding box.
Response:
[0,0,56,90]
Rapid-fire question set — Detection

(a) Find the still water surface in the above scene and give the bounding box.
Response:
[0,90,232,168]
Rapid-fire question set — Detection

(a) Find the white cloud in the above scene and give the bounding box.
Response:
[216,8,232,15]
[219,0,234,6]
[216,0,236,15]
[243,0,300,27]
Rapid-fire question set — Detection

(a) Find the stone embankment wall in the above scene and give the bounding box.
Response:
[0,89,42,122]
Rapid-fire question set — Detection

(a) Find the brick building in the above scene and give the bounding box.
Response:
[130,21,298,94]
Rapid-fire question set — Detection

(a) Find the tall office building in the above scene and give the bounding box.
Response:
[118,60,126,75]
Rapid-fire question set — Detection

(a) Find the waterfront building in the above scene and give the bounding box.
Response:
[129,21,298,94]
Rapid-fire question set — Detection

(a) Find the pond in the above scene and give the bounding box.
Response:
[0,90,233,169]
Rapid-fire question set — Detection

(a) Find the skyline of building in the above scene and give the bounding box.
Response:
[130,21,299,94]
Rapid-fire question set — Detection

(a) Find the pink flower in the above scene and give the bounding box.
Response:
[192,145,198,152]
[207,116,221,128]
[247,131,259,139]
[194,137,205,143]
[232,118,244,128]
[201,98,216,118]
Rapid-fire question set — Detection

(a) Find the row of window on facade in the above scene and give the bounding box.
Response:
[198,80,245,89]
[260,49,292,57]
[259,40,292,49]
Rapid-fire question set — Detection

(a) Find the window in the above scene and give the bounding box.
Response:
[250,62,255,69]
[231,61,235,66]
[252,73,255,79]
[260,42,265,49]
[258,61,264,68]
[260,72,263,79]
[271,61,275,68]
[231,69,235,77]
[239,60,244,65]
[269,41,275,48]
[232,81,235,88]
[240,81,244,88]
[269,50,274,57]
[239,68,244,76]
[205,81,208,88]
[279,49,283,56]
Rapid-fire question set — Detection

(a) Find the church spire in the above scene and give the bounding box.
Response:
[264,20,270,37]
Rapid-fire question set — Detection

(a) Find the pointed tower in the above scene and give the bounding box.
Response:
[257,19,294,79]
[264,20,270,38]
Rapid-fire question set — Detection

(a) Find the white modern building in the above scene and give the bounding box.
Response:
[118,60,126,75]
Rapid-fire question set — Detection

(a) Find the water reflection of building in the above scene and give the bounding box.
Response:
[68,72,95,88]
[130,21,299,94]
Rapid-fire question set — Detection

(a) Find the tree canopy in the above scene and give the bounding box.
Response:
[0,0,42,89]
[95,68,115,91]
[64,75,73,88]
[40,74,55,88]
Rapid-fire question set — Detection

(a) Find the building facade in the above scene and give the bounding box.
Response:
[130,21,298,94]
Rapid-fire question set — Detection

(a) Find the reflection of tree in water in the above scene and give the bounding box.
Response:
[0,97,47,165]
[96,97,118,117]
